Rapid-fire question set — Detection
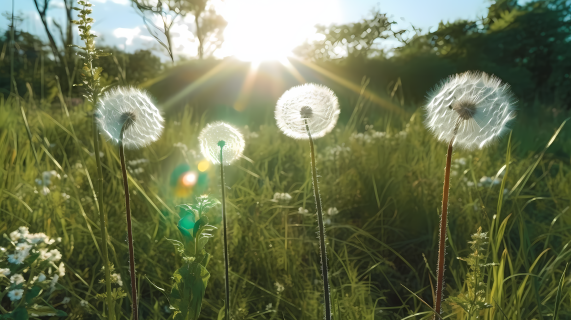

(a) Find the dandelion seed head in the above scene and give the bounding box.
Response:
[199,122,245,165]
[275,83,340,139]
[96,87,164,149]
[424,71,516,150]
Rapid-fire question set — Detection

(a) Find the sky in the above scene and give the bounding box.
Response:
[1,0,491,61]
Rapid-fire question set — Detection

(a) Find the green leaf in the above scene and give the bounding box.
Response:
[553,263,568,320]
[170,262,210,320]
[11,307,28,320]
[26,305,67,317]
[25,285,42,303]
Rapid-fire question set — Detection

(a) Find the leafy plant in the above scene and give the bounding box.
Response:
[0,227,67,319]
[167,195,218,320]
[448,227,496,319]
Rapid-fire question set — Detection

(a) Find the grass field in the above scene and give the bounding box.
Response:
[1,85,571,320]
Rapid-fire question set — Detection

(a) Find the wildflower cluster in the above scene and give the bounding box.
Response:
[0,227,67,317]
[448,227,495,317]
[71,0,111,103]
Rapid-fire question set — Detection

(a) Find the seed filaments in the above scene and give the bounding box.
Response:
[300,106,313,119]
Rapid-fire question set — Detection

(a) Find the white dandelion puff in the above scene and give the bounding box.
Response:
[275,83,340,139]
[8,289,24,301]
[96,87,164,149]
[199,122,245,165]
[425,71,516,150]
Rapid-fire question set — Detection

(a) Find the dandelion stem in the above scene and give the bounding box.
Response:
[119,125,138,320]
[219,142,231,320]
[304,119,331,320]
[434,136,455,318]
[93,116,114,320]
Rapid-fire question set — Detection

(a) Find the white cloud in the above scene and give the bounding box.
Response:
[113,27,141,45]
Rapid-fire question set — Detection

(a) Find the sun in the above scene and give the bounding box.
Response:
[216,0,341,63]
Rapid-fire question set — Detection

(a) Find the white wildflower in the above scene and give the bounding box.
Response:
[424,71,516,150]
[38,273,47,282]
[96,87,164,149]
[80,300,88,307]
[111,273,123,286]
[0,268,10,277]
[298,207,308,214]
[274,281,284,294]
[62,297,71,304]
[10,274,25,285]
[50,274,59,292]
[273,193,292,202]
[199,122,245,165]
[275,83,340,140]
[265,303,273,311]
[8,289,24,301]
[58,262,66,277]
[326,207,339,216]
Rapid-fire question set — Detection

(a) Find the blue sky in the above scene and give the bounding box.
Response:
[1,0,492,60]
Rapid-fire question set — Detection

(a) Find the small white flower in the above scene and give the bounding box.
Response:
[10,274,25,285]
[80,300,89,307]
[96,87,164,150]
[326,207,339,216]
[298,207,309,214]
[275,83,340,140]
[273,193,292,202]
[479,176,492,186]
[37,273,47,282]
[0,268,10,277]
[274,281,284,294]
[424,71,516,150]
[62,297,71,304]
[199,122,245,165]
[50,274,59,292]
[48,249,62,262]
[111,273,123,286]
[466,181,475,187]
[8,289,24,301]
[265,303,273,311]
[10,230,21,242]
[27,233,49,244]
[58,262,66,277]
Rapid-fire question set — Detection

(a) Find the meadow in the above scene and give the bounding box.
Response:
[2,0,571,319]
[1,77,570,319]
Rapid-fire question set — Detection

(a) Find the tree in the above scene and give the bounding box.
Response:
[294,10,404,61]
[132,0,227,61]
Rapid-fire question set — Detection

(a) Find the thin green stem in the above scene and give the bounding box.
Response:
[120,125,138,320]
[219,142,230,320]
[433,137,455,319]
[304,120,331,320]
[93,116,114,320]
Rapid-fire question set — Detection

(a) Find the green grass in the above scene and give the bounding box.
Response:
[0,89,570,320]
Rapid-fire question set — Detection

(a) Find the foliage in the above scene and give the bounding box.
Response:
[132,0,227,61]
[295,10,404,61]
[447,227,495,319]
[0,227,67,318]
[168,196,218,320]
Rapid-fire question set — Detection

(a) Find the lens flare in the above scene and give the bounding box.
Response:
[197,160,210,172]
[181,172,198,187]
